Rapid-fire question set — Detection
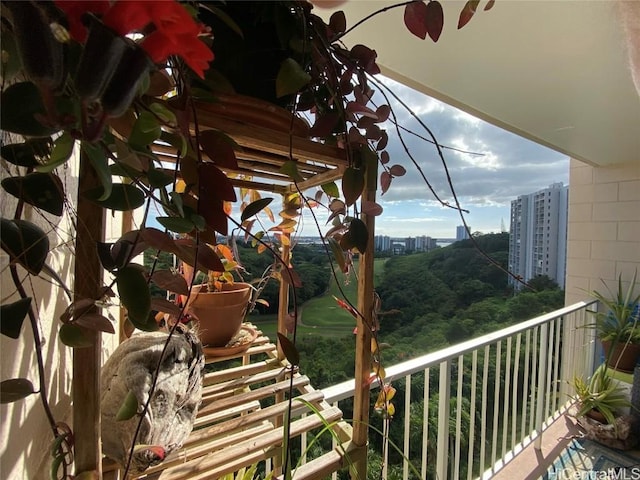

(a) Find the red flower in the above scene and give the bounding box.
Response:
[102,0,198,37]
[55,0,110,42]
[141,29,213,78]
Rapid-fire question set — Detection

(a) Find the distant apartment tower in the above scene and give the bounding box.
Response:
[508,182,568,289]
[374,235,392,252]
[415,235,437,252]
[456,225,470,241]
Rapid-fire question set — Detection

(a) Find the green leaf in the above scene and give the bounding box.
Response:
[2,172,64,216]
[146,167,173,188]
[321,182,340,199]
[0,297,31,339]
[276,58,311,98]
[1,138,52,167]
[116,266,151,328]
[59,324,93,348]
[241,197,274,221]
[0,378,35,404]
[157,216,194,234]
[0,82,58,137]
[342,167,364,207]
[0,218,50,275]
[36,132,74,172]
[277,332,300,365]
[280,160,304,183]
[149,102,176,125]
[82,142,112,201]
[128,111,161,149]
[84,183,145,211]
[115,390,138,421]
[327,237,346,273]
[349,218,368,254]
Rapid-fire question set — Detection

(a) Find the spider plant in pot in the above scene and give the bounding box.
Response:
[182,244,253,348]
[571,365,630,426]
[588,271,640,372]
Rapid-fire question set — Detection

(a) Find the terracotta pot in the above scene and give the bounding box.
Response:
[602,340,640,373]
[188,283,252,347]
[585,408,608,424]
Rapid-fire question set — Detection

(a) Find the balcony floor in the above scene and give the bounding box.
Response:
[492,412,640,479]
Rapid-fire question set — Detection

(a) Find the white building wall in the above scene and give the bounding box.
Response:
[565,159,640,305]
[1,147,130,478]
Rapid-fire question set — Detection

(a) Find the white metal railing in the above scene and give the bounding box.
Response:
[320,300,598,480]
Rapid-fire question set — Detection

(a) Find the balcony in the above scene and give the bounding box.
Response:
[296,300,607,479]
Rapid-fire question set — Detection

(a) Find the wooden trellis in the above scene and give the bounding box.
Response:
[75,103,377,479]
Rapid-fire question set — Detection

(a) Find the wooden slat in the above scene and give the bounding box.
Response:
[199,375,310,417]
[276,442,367,480]
[159,406,343,480]
[193,110,348,167]
[186,390,325,446]
[201,364,283,399]
[193,400,262,430]
[203,358,282,386]
[143,422,274,475]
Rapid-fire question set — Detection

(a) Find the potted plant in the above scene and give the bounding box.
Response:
[570,365,639,449]
[571,366,630,426]
[588,272,640,372]
[180,243,253,348]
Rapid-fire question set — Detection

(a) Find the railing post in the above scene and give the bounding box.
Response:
[436,360,451,479]
[534,323,549,449]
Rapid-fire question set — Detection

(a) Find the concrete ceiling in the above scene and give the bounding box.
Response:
[318,1,640,167]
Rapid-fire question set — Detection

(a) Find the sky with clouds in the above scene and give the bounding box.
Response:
[344,76,570,239]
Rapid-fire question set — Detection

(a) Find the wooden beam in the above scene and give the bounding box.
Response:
[285,165,345,193]
[351,156,377,480]
[73,151,106,475]
[194,109,348,167]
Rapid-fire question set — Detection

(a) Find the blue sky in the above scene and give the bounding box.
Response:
[290,78,569,239]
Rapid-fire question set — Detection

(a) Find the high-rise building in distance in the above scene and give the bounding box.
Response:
[508,182,568,289]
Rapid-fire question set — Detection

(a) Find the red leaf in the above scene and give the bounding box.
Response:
[404,1,428,39]
[425,1,444,42]
[329,198,346,214]
[200,130,238,170]
[196,243,225,272]
[139,228,177,253]
[348,127,367,146]
[375,105,391,123]
[458,0,480,29]
[380,151,390,165]
[150,297,182,316]
[376,131,388,151]
[389,164,407,176]
[357,116,376,130]
[380,171,392,195]
[329,10,346,35]
[198,163,237,202]
[309,112,339,137]
[350,44,380,75]
[342,167,365,207]
[151,270,189,295]
[198,199,228,235]
[484,0,495,11]
[365,124,382,141]
[362,200,383,217]
[346,102,378,119]
[74,313,115,334]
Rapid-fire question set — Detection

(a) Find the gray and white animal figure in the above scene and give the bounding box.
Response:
[101,326,204,474]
